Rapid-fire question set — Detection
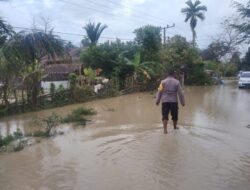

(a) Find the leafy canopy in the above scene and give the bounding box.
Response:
[84,22,107,45]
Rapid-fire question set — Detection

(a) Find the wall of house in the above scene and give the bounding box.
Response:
[41,81,69,93]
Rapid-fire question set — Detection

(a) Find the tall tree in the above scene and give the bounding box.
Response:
[232,1,250,43]
[0,17,14,48]
[3,31,65,106]
[241,47,250,70]
[181,0,207,47]
[83,22,107,45]
[134,25,161,61]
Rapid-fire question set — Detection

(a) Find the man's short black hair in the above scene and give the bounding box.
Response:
[168,68,175,76]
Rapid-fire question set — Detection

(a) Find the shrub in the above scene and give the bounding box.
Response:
[0,135,14,147]
[57,84,65,92]
[74,86,94,102]
[62,107,96,125]
[50,83,56,95]
[35,113,62,137]
[185,64,212,85]
[13,128,23,139]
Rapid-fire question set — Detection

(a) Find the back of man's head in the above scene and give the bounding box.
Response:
[168,68,175,76]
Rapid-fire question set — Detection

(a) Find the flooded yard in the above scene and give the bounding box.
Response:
[0,82,250,190]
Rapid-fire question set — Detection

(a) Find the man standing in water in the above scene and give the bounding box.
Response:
[156,70,185,134]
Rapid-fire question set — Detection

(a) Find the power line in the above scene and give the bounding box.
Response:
[104,0,169,24]
[161,24,175,45]
[58,0,167,25]
[13,26,134,41]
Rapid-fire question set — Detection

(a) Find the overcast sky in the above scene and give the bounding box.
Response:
[0,0,248,50]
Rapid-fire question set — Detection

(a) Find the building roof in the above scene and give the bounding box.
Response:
[40,47,86,66]
[43,63,83,81]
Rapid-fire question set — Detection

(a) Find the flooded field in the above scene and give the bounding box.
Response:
[0,81,250,190]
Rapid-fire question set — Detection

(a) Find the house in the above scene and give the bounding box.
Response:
[41,48,85,92]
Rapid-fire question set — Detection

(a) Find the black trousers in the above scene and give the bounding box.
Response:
[161,102,179,121]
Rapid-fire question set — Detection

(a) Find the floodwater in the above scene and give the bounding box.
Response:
[0,81,250,190]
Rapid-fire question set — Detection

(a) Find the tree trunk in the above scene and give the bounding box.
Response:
[21,88,25,111]
[13,89,18,107]
[2,79,9,109]
[192,29,195,48]
[32,84,39,107]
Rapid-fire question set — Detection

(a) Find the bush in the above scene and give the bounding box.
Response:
[34,113,62,137]
[74,86,94,102]
[0,135,14,147]
[50,83,56,95]
[62,107,96,125]
[13,128,23,139]
[185,64,212,85]
[0,128,23,148]
[33,131,47,137]
[57,84,65,92]
[97,80,120,98]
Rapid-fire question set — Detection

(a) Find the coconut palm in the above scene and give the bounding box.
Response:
[3,31,65,106]
[181,0,207,47]
[84,22,107,45]
[0,17,14,48]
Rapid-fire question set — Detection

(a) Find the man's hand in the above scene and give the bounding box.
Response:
[156,101,160,106]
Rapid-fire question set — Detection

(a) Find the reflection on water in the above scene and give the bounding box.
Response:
[0,82,250,190]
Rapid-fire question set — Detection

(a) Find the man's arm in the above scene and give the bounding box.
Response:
[177,83,185,106]
[156,82,164,105]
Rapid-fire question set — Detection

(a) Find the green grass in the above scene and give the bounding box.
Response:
[0,135,15,147]
[62,107,96,125]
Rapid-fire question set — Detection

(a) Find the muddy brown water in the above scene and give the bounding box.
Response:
[0,81,250,190]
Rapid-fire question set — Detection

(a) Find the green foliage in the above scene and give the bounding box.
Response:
[134,25,161,61]
[81,40,138,78]
[68,73,77,100]
[204,60,219,70]
[161,36,201,72]
[13,128,23,139]
[74,86,94,101]
[241,47,250,70]
[33,131,48,137]
[0,128,23,148]
[97,80,120,97]
[40,113,61,137]
[84,22,108,45]
[181,0,207,47]
[0,17,14,48]
[185,63,212,85]
[201,41,230,61]
[57,84,65,92]
[232,1,250,43]
[166,35,191,52]
[50,82,56,101]
[2,30,65,107]
[84,67,96,83]
[62,107,96,125]
[0,135,14,147]
[3,31,65,65]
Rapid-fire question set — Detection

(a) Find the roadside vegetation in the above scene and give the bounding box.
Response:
[1,0,250,118]
[0,107,96,152]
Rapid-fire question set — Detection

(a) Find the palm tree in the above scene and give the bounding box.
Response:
[3,31,65,106]
[181,0,207,47]
[0,17,14,48]
[84,22,107,45]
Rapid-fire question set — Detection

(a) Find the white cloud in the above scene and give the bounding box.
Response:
[0,0,249,51]
[121,0,146,16]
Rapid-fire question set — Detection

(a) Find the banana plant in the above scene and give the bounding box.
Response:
[120,52,162,83]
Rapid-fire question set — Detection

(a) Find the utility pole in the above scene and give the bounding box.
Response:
[161,23,175,45]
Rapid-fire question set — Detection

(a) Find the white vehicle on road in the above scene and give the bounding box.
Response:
[238,71,250,88]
